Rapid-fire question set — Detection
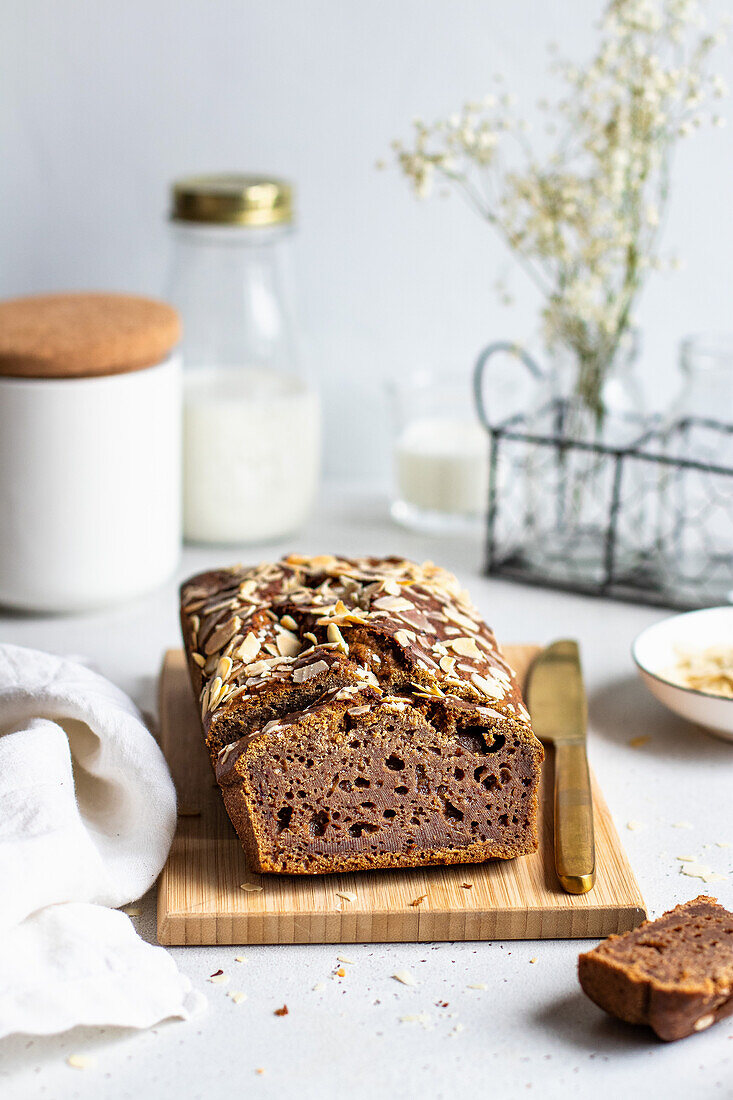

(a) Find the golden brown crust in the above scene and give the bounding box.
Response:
[0,293,180,379]
[180,554,544,875]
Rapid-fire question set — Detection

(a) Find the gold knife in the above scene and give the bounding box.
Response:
[526,640,596,894]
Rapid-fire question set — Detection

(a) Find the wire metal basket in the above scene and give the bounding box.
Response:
[474,354,733,610]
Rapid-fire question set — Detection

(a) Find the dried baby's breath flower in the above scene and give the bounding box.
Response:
[390,0,727,422]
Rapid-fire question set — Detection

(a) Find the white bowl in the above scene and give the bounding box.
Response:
[632,607,733,743]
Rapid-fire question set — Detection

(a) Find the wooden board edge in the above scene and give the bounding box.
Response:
[154,904,648,946]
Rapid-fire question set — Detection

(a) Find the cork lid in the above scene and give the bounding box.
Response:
[0,293,181,380]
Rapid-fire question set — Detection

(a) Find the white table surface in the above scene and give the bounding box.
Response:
[1,483,731,1100]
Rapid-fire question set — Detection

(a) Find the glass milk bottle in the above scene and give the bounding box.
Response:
[168,175,320,544]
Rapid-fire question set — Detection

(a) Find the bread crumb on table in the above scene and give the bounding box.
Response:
[274,1004,289,1016]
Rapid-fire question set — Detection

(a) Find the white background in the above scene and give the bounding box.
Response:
[1,0,732,479]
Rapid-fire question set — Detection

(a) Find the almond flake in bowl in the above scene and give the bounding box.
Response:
[664,644,733,698]
[632,607,733,743]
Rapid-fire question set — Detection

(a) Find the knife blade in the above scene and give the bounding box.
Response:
[526,640,596,894]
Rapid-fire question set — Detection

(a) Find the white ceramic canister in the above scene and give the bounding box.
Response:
[0,293,182,612]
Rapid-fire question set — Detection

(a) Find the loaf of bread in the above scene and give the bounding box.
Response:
[180,554,544,874]
[579,896,733,1040]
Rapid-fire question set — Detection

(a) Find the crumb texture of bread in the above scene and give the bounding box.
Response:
[578,896,733,1041]
[180,554,544,875]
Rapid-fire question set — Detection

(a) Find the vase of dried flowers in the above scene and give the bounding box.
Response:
[474,330,648,583]
[388,0,727,581]
[389,0,727,433]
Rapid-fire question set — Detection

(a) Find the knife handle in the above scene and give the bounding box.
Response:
[554,741,596,894]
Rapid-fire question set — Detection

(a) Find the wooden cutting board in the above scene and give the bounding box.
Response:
[157,646,645,945]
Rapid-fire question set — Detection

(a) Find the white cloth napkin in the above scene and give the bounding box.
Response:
[0,644,202,1038]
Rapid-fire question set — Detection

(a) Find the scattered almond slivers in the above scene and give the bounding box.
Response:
[392,969,417,986]
[399,1012,432,1028]
[335,890,357,903]
[240,882,263,892]
[67,1054,94,1070]
[679,862,727,884]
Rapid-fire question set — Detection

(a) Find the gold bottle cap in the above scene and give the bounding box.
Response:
[171,175,293,227]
